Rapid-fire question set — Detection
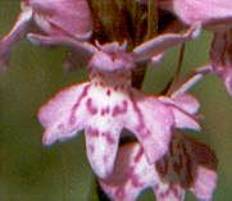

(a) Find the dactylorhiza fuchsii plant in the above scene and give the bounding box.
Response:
[0,0,227,200]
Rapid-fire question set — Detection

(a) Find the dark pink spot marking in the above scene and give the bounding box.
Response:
[160,188,171,199]
[115,188,125,199]
[112,100,128,117]
[87,127,99,137]
[86,98,98,115]
[140,129,151,138]
[69,84,90,125]
[58,123,65,130]
[103,132,116,145]
[126,167,144,188]
[114,86,118,91]
[101,107,110,116]
[106,89,111,96]
[89,144,95,153]
[134,147,144,162]
[154,184,159,191]
[131,175,143,188]
[172,186,179,198]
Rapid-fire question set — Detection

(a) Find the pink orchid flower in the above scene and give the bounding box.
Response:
[34,25,201,179]
[158,0,232,95]
[0,0,92,71]
[99,132,218,201]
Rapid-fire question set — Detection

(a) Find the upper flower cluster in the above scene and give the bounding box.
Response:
[159,0,232,96]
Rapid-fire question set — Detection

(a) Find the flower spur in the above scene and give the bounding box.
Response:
[33,25,201,179]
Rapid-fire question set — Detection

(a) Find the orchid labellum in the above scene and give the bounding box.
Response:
[0,0,92,71]
[99,132,218,201]
[33,25,201,179]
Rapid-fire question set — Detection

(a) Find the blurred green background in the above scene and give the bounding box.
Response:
[0,1,231,201]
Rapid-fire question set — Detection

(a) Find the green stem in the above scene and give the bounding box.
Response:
[165,43,186,95]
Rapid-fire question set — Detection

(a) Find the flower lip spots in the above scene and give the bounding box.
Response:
[89,144,95,154]
[87,127,99,138]
[106,89,111,96]
[101,107,110,116]
[115,188,125,200]
[112,100,128,117]
[86,98,98,115]
[68,84,90,125]
[103,132,116,145]
[134,146,144,163]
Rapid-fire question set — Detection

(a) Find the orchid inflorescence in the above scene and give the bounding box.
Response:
[1,0,231,200]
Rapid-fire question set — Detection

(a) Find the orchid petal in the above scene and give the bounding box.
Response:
[78,83,132,178]
[153,183,185,201]
[133,25,201,62]
[191,167,218,201]
[159,95,200,130]
[171,107,200,130]
[167,0,232,29]
[38,83,90,145]
[85,125,121,179]
[29,0,93,39]
[99,143,157,201]
[171,94,200,114]
[169,65,213,97]
[27,33,96,68]
[127,90,174,164]
[27,33,97,56]
[0,6,32,72]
